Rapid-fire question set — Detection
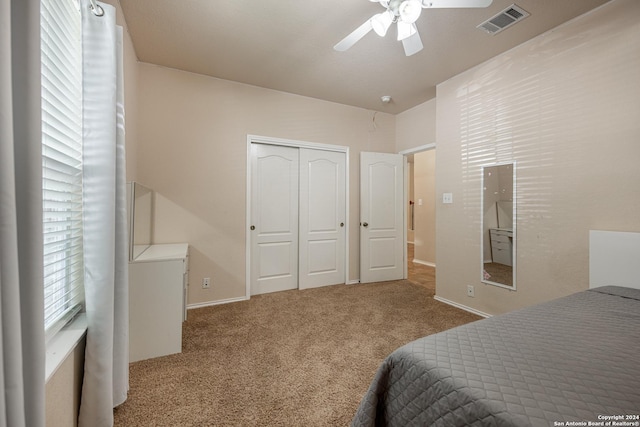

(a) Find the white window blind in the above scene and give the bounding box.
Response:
[41,0,84,339]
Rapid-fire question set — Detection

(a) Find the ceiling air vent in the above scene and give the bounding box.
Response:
[477,4,529,35]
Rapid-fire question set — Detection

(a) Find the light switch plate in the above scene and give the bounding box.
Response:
[443,193,453,204]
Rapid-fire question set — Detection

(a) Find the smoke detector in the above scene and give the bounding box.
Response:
[381,95,392,104]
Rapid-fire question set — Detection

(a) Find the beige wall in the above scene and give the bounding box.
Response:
[396,98,436,152]
[397,99,437,264]
[435,0,640,315]
[413,150,436,265]
[45,338,85,427]
[136,63,396,304]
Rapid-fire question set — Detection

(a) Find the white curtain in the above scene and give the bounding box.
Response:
[78,1,129,426]
[0,0,46,426]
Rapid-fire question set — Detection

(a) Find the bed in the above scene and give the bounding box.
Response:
[351,285,640,426]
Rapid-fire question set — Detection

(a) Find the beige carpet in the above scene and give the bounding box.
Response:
[115,273,480,426]
[484,262,513,287]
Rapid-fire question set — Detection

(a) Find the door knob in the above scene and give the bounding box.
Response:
[363,222,368,227]
[250,225,255,230]
[340,222,344,227]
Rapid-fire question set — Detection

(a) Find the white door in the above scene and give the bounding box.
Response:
[250,144,299,295]
[299,149,346,289]
[360,152,405,283]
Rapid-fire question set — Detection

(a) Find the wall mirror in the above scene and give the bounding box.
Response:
[127,182,153,261]
[481,163,516,289]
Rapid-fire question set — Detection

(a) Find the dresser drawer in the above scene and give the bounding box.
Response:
[490,228,512,237]
[491,241,511,251]
[492,247,512,266]
[491,235,511,245]
[490,229,512,243]
[489,228,513,266]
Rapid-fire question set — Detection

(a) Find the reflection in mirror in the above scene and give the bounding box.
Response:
[129,182,153,260]
[481,164,515,289]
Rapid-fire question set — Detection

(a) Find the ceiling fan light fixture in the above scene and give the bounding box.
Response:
[335,0,492,56]
[371,11,394,37]
[397,21,417,40]
[398,0,422,23]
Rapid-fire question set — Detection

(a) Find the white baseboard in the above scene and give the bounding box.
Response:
[346,279,360,285]
[433,295,492,318]
[413,259,436,268]
[187,296,248,310]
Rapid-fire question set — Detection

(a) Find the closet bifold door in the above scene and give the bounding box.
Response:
[298,149,346,289]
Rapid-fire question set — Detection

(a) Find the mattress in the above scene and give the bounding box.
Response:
[352,286,640,427]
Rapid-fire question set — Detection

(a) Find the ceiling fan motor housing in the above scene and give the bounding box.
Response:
[386,0,422,21]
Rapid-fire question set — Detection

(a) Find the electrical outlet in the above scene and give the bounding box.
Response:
[467,285,475,297]
[202,277,211,289]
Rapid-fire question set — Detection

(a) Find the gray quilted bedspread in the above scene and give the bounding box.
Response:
[352,286,640,427]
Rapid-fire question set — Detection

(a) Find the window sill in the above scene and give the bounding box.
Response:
[45,313,87,383]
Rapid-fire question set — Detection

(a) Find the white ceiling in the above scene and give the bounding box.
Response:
[119,0,610,114]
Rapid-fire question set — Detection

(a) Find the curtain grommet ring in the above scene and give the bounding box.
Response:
[90,3,104,17]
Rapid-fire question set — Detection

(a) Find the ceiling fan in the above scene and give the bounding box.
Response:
[334,0,493,56]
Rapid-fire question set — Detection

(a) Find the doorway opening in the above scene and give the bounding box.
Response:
[401,144,436,290]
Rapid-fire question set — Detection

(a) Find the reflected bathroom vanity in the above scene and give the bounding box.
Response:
[481,164,516,289]
[127,182,189,362]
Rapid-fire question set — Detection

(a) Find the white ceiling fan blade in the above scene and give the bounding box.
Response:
[402,30,423,56]
[421,0,492,8]
[334,19,374,52]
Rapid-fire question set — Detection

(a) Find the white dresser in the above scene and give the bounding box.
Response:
[489,228,513,266]
[129,243,189,362]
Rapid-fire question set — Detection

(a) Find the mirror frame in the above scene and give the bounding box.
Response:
[480,162,516,290]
